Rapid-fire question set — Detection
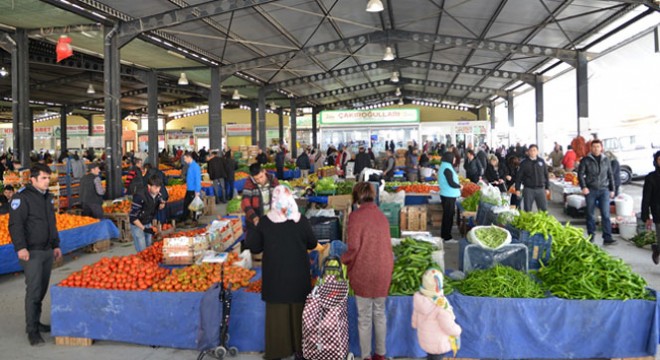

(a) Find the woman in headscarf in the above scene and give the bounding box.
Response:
[245,185,318,360]
[412,268,462,360]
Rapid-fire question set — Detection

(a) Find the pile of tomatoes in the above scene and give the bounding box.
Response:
[396,184,440,194]
[245,279,262,293]
[137,240,163,264]
[59,255,169,291]
[461,182,481,198]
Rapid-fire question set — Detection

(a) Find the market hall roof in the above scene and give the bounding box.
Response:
[0,0,657,118]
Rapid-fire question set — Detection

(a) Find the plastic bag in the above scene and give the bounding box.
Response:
[188,195,205,212]
[234,250,253,269]
[380,189,405,206]
[467,225,512,250]
[480,183,502,206]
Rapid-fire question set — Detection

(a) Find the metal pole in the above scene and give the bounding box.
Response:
[60,107,68,152]
[147,70,159,166]
[85,115,93,136]
[258,87,267,151]
[290,100,297,158]
[12,29,30,167]
[576,52,589,136]
[535,75,545,153]
[278,109,284,145]
[250,102,257,146]
[312,107,318,149]
[209,67,223,151]
[104,25,122,199]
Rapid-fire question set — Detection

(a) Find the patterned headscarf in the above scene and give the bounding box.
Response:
[266,185,301,223]
[420,268,460,356]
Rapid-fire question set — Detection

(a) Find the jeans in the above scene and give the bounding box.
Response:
[130,224,153,252]
[356,296,387,358]
[522,187,548,212]
[225,179,235,200]
[19,249,53,333]
[440,196,456,241]
[585,188,613,241]
[213,178,226,203]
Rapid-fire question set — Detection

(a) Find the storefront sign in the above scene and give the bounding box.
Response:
[87,136,104,148]
[266,130,280,139]
[320,109,419,125]
[2,128,12,134]
[226,124,251,136]
[473,125,487,135]
[92,125,105,135]
[35,127,53,136]
[66,125,89,135]
[295,116,312,128]
[194,126,209,136]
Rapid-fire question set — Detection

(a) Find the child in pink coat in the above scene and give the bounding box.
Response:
[412,269,462,359]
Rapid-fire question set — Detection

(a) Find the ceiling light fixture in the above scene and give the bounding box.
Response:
[0,67,7,77]
[366,0,384,12]
[383,46,395,61]
[178,72,189,85]
[269,102,277,110]
[395,87,402,97]
[232,90,241,100]
[398,98,404,106]
[390,71,399,83]
[86,83,96,95]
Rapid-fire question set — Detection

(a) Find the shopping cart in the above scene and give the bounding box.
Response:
[302,256,354,360]
[197,264,239,360]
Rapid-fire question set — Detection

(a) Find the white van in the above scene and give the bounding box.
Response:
[601,134,659,184]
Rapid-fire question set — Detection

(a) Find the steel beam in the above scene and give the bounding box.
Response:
[27,24,103,36]
[576,52,589,119]
[507,91,515,128]
[312,108,318,149]
[535,75,544,148]
[12,29,31,167]
[117,0,276,47]
[60,107,68,152]
[489,103,496,130]
[209,67,223,151]
[290,99,297,159]
[250,102,257,146]
[600,0,660,11]
[258,88,267,151]
[147,71,159,166]
[104,25,123,199]
[655,26,659,53]
[278,109,284,145]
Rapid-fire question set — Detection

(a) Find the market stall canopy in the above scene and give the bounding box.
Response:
[0,0,657,116]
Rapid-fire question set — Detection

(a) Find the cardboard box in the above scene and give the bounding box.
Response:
[328,194,352,210]
[395,158,406,167]
[400,205,427,231]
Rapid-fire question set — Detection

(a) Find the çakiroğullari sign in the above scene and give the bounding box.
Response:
[320,109,419,125]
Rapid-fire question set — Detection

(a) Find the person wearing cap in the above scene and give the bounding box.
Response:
[642,151,660,264]
[80,163,106,219]
[412,268,462,359]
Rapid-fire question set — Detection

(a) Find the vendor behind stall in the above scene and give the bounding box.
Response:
[241,163,279,230]
[129,175,165,252]
[0,185,15,214]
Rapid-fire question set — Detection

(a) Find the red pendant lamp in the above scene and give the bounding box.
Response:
[56,35,73,62]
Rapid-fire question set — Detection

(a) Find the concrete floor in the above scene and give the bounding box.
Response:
[0,182,657,360]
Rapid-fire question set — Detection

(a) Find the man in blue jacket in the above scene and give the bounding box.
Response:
[182,152,202,226]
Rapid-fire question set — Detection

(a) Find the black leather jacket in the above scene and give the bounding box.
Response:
[578,153,614,191]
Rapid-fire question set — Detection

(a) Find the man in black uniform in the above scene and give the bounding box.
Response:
[515,144,550,212]
[79,163,105,219]
[9,163,62,346]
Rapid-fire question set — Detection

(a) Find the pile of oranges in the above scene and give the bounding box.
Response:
[235,172,249,181]
[55,213,100,230]
[59,255,170,291]
[163,169,182,177]
[159,164,173,171]
[166,184,186,202]
[103,200,131,214]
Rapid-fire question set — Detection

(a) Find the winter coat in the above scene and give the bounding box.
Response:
[578,153,614,191]
[353,152,371,177]
[341,202,393,298]
[642,170,660,224]
[411,293,462,355]
[464,158,482,184]
[562,150,576,171]
[208,156,227,180]
[295,153,311,170]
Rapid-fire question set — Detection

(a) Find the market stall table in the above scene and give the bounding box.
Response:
[549,180,582,204]
[0,219,120,275]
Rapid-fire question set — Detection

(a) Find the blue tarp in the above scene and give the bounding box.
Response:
[51,275,660,358]
[0,220,120,275]
[405,194,430,205]
[201,186,215,197]
[235,178,247,193]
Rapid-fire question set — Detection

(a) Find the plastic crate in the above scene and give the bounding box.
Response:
[506,225,552,270]
[380,203,401,226]
[390,225,400,238]
[311,217,341,241]
[463,243,528,273]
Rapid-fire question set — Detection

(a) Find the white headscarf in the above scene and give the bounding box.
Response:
[266,185,301,223]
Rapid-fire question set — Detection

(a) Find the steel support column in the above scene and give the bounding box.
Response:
[12,29,30,167]
[290,100,297,159]
[84,115,93,136]
[576,52,589,135]
[312,108,318,149]
[507,91,514,128]
[655,27,659,53]
[104,25,123,199]
[278,109,284,145]
[250,103,257,146]
[489,103,496,130]
[258,88,267,151]
[60,107,68,152]
[535,75,545,152]
[209,68,223,151]
[147,71,159,166]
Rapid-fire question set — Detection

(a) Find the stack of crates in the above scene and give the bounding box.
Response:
[380,202,402,238]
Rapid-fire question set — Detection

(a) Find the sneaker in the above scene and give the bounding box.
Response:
[603,239,618,245]
[652,245,660,265]
[372,354,386,360]
[28,332,44,346]
[38,323,51,332]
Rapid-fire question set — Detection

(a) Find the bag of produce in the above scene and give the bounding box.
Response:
[480,184,502,206]
[467,225,512,250]
[188,195,205,212]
